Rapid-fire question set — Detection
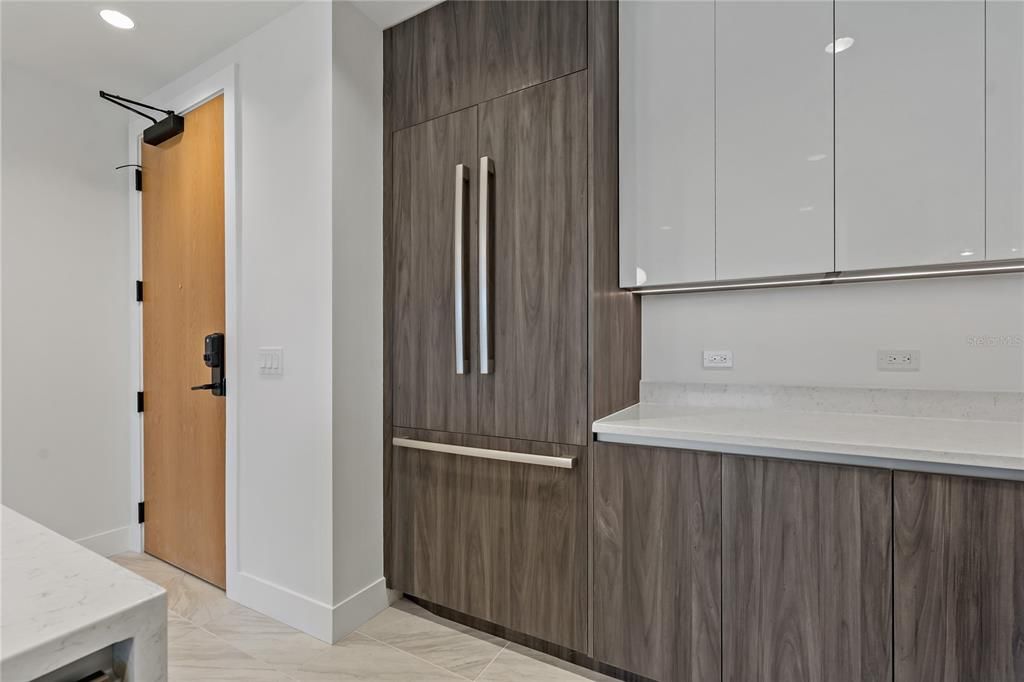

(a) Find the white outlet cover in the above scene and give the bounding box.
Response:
[258,347,284,376]
[703,350,734,369]
[876,349,920,372]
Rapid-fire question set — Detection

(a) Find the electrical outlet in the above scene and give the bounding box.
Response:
[877,349,920,372]
[703,350,733,369]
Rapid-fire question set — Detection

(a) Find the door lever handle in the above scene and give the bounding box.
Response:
[191,383,218,391]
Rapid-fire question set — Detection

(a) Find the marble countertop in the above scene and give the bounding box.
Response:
[1,506,167,682]
[594,402,1024,480]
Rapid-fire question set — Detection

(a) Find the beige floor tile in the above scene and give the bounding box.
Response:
[477,644,615,682]
[110,551,185,589]
[203,602,332,670]
[165,572,237,626]
[167,611,199,643]
[357,601,505,679]
[168,626,292,681]
[293,632,464,681]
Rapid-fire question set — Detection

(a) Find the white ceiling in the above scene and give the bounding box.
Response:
[1,1,299,95]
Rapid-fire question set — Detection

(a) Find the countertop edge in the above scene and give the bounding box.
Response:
[593,430,1024,481]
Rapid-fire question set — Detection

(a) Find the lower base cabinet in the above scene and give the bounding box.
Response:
[895,472,1024,682]
[594,446,893,682]
[390,434,588,652]
[394,439,1024,682]
[723,456,893,682]
[593,443,722,682]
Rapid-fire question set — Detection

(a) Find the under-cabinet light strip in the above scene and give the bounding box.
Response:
[629,259,1024,295]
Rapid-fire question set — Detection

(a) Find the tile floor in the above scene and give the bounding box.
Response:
[110,553,614,681]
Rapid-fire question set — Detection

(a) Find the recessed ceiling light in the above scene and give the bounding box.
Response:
[960,250,975,257]
[806,153,828,162]
[100,9,135,30]
[826,37,854,54]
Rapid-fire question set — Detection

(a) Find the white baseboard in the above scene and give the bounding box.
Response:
[76,526,133,557]
[332,577,388,641]
[231,571,336,642]
[229,571,388,644]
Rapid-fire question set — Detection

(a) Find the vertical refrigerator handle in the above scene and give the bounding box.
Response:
[479,156,495,374]
[454,163,470,374]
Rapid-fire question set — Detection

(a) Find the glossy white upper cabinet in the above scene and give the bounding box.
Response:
[715,0,835,280]
[835,1,985,270]
[619,1,715,287]
[986,0,1024,260]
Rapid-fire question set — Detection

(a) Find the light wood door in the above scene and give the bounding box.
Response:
[142,95,226,588]
[894,472,1024,682]
[477,72,589,446]
[723,456,892,682]
[392,107,481,434]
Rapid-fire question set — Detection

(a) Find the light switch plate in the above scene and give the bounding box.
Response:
[877,349,920,371]
[703,350,733,369]
[258,347,283,376]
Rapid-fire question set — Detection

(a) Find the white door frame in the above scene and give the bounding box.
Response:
[127,64,240,595]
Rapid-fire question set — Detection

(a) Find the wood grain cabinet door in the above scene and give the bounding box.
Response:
[477,72,589,446]
[593,444,722,682]
[390,443,510,626]
[723,456,893,682]
[508,452,589,652]
[894,472,1024,682]
[388,1,587,130]
[393,108,481,434]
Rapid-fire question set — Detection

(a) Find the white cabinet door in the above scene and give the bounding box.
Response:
[836,1,985,270]
[986,0,1024,260]
[619,1,715,287]
[715,0,835,280]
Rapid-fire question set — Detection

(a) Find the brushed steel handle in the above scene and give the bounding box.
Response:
[478,156,495,374]
[454,163,470,375]
[393,437,575,469]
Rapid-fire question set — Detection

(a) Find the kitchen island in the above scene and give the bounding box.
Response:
[1,506,166,682]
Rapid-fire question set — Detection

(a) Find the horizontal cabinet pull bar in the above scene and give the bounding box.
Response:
[393,437,575,469]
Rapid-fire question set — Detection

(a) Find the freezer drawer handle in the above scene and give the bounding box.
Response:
[393,437,575,469]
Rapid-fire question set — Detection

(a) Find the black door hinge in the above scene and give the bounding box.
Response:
[136,280,144,302]
[135,168,142,192]
[137,391,144,413]
[137,501,145,523]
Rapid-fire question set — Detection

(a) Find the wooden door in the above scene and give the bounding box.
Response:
[477,72,588,446]
[388,1,587,131]
[391,437,510,625]
[141,95,225,587]
[508,448,588,651]
[594,444,722,682]
[723,456,892,682]
[392,108,480,434]
[894,472,1024,682]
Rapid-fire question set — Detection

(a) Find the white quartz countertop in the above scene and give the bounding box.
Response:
[1,506,167,682]
[594,402,1024,479]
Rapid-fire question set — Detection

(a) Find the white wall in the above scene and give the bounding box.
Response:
[1,63,132,554]
[330,0,384,626]
[643,273,1024,392]
[144,0,385,642]
[147,0,334,611]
